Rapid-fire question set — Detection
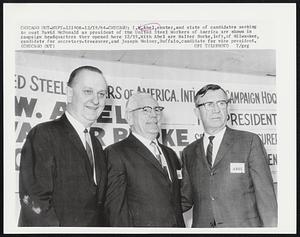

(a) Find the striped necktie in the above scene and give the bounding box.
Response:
[150,141,162,166]
[206,136,215,167]
[84,128,94,170]
[150,141,171,181]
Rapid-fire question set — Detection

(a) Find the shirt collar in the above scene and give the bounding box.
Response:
[132,132,156,146]
[65,111,88,134]
[204,126,226,140]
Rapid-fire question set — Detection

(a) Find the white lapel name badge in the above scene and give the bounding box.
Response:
[177,169,182,179]
[230,163,245,173]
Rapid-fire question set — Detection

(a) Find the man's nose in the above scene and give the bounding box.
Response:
[149,108,158,117]
[211,103,221,112]
[92,94,99,105]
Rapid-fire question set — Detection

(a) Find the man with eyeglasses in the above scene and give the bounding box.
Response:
[104,92,185,227]
[181,84,277,227]
[18,66,108,226]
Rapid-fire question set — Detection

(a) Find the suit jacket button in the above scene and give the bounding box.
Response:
[211,196,215,201]
[210,172,215,176]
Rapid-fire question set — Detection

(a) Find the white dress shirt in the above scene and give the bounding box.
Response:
[65,111,96,184]
[203,127,226,166]
[132,132,172,181]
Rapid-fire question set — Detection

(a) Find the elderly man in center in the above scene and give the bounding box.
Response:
[104,92,185,227]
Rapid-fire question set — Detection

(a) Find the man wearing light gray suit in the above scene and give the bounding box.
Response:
[181,84,277,227]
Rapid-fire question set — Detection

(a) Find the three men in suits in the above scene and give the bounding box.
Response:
[104,92,185,227]
[181,84,277,227]
[18,66,108,226]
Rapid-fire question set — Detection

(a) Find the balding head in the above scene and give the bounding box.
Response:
[126,92,156,112]
[67,65,104,88]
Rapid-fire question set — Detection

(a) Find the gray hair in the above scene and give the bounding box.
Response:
[125,92,155,112]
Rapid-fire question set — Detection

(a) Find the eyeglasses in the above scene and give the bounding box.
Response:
[196,100,229,111]
[130,106,165,114]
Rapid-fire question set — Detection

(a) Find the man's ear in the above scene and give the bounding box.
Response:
[226,102,230,115]
[125,111,133,126]
[194,107,201,125]
[66,86,73,103]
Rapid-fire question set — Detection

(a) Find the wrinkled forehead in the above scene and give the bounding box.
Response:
[196,89,228,103]
[73,69,107,88]
[136,95,158,107]
[129,94,159,109]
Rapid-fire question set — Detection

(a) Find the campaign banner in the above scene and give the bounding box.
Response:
[15,65,277,183]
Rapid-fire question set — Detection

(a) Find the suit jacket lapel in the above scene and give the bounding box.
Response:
[194,136,212,170]
[91,134,104,184]
[60,114,94,183]
[213,127,235,168]
[61,114,86,155]
[158,145,174,182]
[128,134,170,179]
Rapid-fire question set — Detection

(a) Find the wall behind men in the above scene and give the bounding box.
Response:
[14,51,277,226]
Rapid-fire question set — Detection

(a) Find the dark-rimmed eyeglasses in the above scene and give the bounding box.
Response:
[130,106,164,114]
[196,100,229,111]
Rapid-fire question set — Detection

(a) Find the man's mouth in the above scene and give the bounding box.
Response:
[86,106,98,110]
[147,121,158,125]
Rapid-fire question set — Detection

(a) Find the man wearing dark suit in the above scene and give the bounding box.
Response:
[104,92,185,227]
[18,66,108,226]
[181,84,277,227]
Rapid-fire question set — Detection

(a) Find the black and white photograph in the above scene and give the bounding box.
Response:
[4,3,296,234]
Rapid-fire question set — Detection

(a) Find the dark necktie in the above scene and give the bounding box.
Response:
[84,128,94,169]
[206,136,215,167]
